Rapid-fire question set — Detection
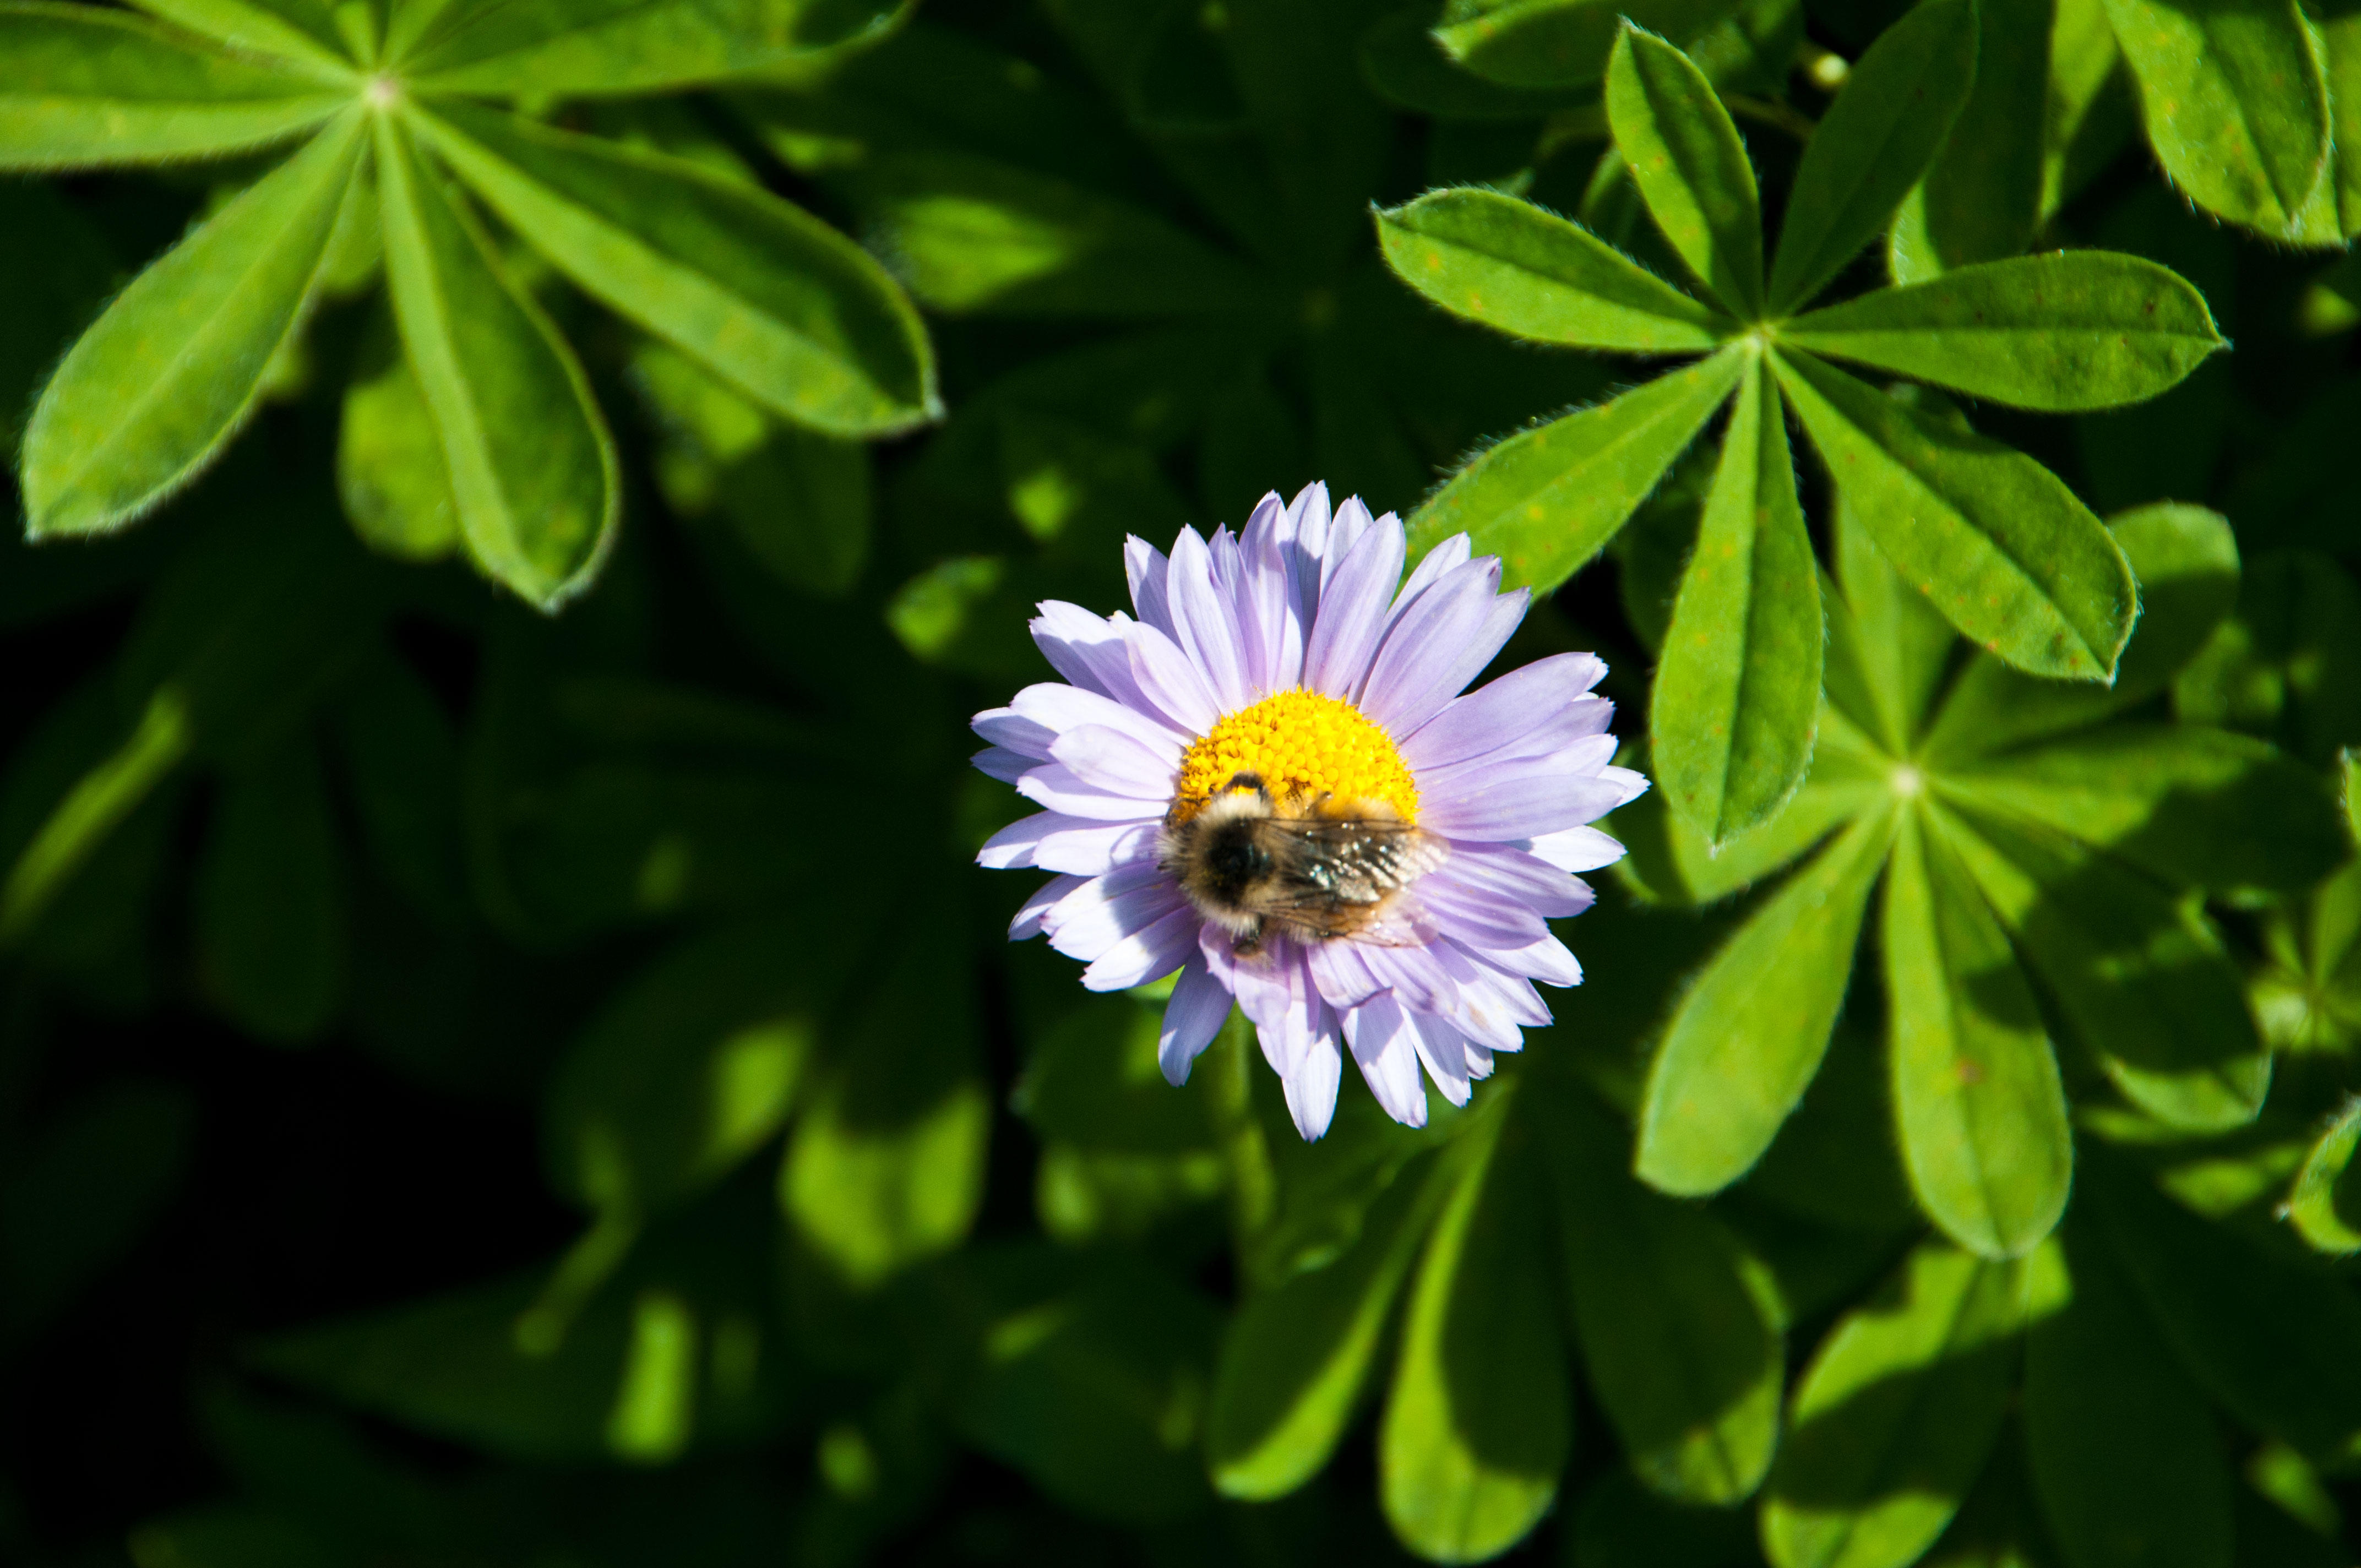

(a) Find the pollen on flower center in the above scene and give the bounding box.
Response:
[1170,688,1419,823]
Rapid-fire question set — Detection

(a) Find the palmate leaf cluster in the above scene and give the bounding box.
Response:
[7,2,2361,1567]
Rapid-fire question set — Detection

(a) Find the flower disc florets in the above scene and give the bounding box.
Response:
[970,483,1645,1140]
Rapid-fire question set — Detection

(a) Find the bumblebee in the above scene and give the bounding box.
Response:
[1157,772,1446,958]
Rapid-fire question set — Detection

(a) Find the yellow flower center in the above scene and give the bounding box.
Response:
[1170,688,1419,823]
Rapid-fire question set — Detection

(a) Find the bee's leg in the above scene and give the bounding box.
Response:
[1232,920,1265,959]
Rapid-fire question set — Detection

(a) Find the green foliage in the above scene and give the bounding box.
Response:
[6,3,2361,1567]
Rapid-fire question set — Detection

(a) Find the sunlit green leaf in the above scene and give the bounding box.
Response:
[1209,1146,1447,1499]
[1886,809,2071,1260]
[1782,252,2223,413]
[1766,0,1977,314]
[129,0,356,77]
[1433,0,1747,90]
[1380,1098,1568,1562]
[1925,504,2240,764]
[1549,1080,1781,1505]
[1408,347,1745,594]
[1606,21,1764,318]
[1376,186,1730,352]
[1636,809,1894,1196]
[338,304,459,562]
[1772,348,2135,682]
[21,110,364,536]
[1942,804,2265,1133]
[2285,1100,2361,1256]
[1761,1239,2048,1568]
[0,2,348,169]
[1651,355,1822,845]
[2101,0,2330,237]
[1887,0,2047,281]
[403,0,907,97]
[414,101,936,438]
[374,115,617,609]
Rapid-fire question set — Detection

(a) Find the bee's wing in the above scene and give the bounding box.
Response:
[1254,818,1446,945]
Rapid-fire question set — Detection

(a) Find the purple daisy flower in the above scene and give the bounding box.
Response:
[971,482,1646,1140]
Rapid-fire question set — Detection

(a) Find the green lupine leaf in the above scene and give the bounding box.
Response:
[1549,1080,1781,1506]
[1781,252,2224,413]
[1380,1100,1568,1563]
[2318,10,2361,239]
[1636,808,1894,1196]
[2022,1221,2234,1568]
[411,102,936,438]
[1432,0,1748,90]
[373,115,617,610]
[20,110,364,537]
[2043,0,2136,224]
[780,941,988,1292]
[1887,0,2048,281]
[0,2,349,170]
[1356,8,1591,119]
[2173,548,2361,769]
[193,728,346,1043]
[2101,0,2330,237]
[338,306,459,562]
[127,0,355,76]
[1408,347,1745,594]
[1207,1147,1448,1500]
[1925,504,2240,765]
[1941,807,2266,1133]
[1375,187,1731,352]
[1765,0,1978,315]
[1652,356,1822,845]
[545,914,871,1217]
[2086,1146,2361,1464]
[1606,22,1764,319]
[1826,500,1959,756]
[404,0,907,97]
[1945,725,2347,895]
[1618,709,1892,908]
[1569,1468,1767,1567]
[1761,1239,2046,1568]
[844,152,1271,319]
[1886,809,2072,1260]
[1772,348,2136,682]
[2285,1101,2361,1256]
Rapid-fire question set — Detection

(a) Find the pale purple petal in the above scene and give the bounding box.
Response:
[972,746,1033,783]
[1281,483,1332,645]
[1305,937,1385,1008]
[1390,535,1472,622]
[1420,872,1550,948]
[1401,652,1610,770]
[1051,724,1180,802]
[1166,526,1252,711]
[1017,763,1167,821]
[1302,513,1406,699]
[1125,536,1174,634]
[1525,825,1626,873]
[1411,1012,1473,1107]
[1320,497,1376,595]
[1031,601,1145,704]
[1440,842,1593,919]
[1417,717,1621,798]
[1010,874,1084,939]
[972,706,1055,758]
[1419,772,1634,841]
[1125,623,1223,736]
[1233,493,1293,693]
[1360,943,1457,1017]
[1484,932,1584,987]
[1010,680,1188,754]
[1345,994,1428,1128]
[1083,903,1200,991]
[1160,958,1232,1085]
[1282,1027,1342,1140]
[1044,863,1186,963]
[1035,818,1157,876]
[979,810,1062,869]
[1601,766,1651,807]
[1360,565,1528,734]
